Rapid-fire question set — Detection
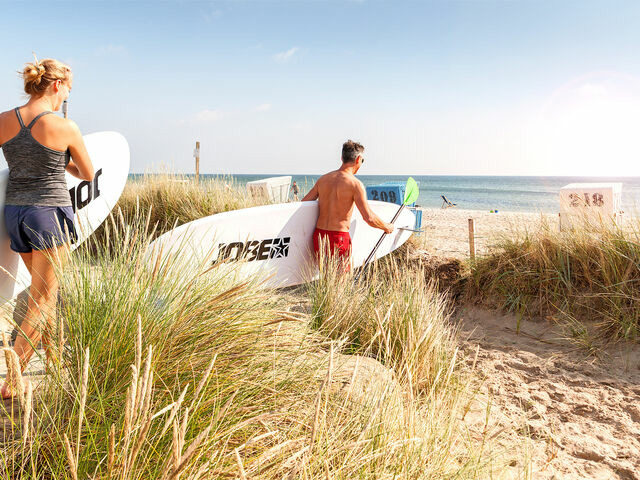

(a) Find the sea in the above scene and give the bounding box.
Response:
[131,174,640,214]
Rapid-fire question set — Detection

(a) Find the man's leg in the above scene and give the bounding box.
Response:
[313,229,333,269]
[336,232,352,273]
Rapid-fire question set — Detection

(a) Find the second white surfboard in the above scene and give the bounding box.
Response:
[149,200,416,287]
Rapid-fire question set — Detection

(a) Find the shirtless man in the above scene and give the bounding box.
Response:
[302,140,394,268]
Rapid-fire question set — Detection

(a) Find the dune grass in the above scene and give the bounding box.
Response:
[468,217,640,342]
[3,212,310,478]
[303,251,521,476]
[0,206,521,478]
[307,252,458,395]
[91,174,270,249]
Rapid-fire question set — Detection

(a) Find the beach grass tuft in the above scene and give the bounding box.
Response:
[91,173,270,249]
[300,251,521,476]
[307,252,459,394]
[468,217,640,341]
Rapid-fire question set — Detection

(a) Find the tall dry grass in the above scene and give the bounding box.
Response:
[2,211,304,478]
[303,251,522,476]
[468,217,640,341]
[308,253,458,394]
[0,207,521,478]
[92,174,270,248]
[122,174,270,227]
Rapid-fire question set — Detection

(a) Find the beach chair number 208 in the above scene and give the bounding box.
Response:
[369,189,397,204]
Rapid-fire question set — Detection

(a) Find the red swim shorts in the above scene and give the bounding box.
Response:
[313,228,352,270]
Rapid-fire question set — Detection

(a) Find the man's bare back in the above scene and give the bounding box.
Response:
[310,170,359,231]
[302,142,393,235]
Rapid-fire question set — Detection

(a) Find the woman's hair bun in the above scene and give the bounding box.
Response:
[23,62,45,85]
[21,57,71,97]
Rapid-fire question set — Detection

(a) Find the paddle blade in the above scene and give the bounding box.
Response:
[403,177,419,205]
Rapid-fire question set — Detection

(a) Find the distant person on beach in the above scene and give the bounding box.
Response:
[0,57,94,398]
[302,140,393,270]
[291,181,299,201]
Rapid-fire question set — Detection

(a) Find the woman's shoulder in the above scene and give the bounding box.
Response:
[0,105,27,121]
[0,109,14,122]
[38,113,78,133]
[0,109,17,142]
[36,116,83,149]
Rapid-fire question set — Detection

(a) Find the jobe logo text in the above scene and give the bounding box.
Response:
[69,168,103,213]
[216,237,291,263]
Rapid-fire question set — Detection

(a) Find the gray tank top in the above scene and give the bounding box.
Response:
[0,108,71,207]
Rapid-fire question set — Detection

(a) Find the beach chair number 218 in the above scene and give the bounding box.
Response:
[370,189,397,204]
[569,192,604,207]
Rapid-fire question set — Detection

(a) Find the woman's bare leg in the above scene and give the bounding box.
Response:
[2,246,67,398]
[19,251,33,276]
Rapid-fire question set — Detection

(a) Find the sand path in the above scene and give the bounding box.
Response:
[460,306,640,479]
[420,207,640,477]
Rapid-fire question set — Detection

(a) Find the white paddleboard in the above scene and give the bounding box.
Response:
[0,131,130,305]
[148,200,415,287]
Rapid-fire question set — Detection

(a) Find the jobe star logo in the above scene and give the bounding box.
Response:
[216,237,291,263]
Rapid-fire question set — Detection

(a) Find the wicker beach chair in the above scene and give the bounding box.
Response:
[441,195,457,209]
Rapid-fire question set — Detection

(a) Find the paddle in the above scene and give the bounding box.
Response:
[354,177,419,281]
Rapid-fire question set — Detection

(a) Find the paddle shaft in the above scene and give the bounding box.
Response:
[355,203,405,281]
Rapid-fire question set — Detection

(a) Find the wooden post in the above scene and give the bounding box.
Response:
[468,218,476,263]
[194,141,200,183]
[62,100,68,119]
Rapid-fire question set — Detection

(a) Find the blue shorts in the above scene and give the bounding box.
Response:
[4,205,77,253]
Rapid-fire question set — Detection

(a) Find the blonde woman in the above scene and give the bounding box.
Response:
[0,58,94,398]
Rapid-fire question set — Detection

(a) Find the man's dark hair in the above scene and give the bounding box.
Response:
[341,140,365,163]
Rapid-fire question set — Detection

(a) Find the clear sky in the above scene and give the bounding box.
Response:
[2,0,640,176]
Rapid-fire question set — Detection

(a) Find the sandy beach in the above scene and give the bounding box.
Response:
[459,307,640,479]
[418,207,559,259]
[414,207,640,478]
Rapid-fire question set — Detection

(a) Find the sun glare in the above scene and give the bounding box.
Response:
[531,73,640,177]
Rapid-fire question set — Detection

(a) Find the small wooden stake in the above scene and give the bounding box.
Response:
[194,141,200,184]
[559,212,562,232]
[468,218,476,263]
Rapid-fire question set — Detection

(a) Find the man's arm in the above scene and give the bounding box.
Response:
[301,182,319,201]
[353,182,394,234]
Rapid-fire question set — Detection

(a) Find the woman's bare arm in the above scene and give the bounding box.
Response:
[65,120,94,181]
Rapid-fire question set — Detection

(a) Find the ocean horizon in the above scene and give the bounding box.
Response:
[129,174,640,214]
